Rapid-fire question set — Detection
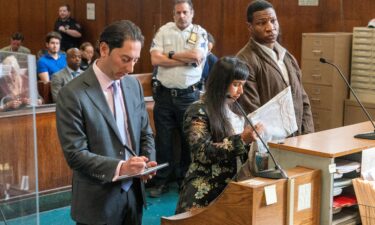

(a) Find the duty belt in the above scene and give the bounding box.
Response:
[161,82,200,97]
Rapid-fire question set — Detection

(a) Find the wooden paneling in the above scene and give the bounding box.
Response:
[36,111,71,191]
[139,0,162,73]
[74,0,107,52]
[220,0,249,56]
[0,108,71,195]
[19,0,48,54]
[193,0,224,57]
[0,0,19,48]
[0,114,35,191]
[106,0,143,73]
[1,0,375,78]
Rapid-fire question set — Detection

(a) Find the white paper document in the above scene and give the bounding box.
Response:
[248,87,298,153]
[297,183,311,211]
[264,184,277,205]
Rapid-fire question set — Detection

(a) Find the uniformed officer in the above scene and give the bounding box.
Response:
[149,0,208,197]
[54,4,82,51]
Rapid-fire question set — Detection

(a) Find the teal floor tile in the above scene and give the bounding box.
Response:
[0,183,179,225]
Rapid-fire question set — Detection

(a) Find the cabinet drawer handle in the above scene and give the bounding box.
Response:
[312,74,321,79]
[311,98,321,103]
[312,50,322,55]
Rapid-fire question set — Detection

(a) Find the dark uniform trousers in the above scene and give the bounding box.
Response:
[152,81,200,186]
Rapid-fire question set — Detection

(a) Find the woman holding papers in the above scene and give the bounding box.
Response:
[176,56,261,213]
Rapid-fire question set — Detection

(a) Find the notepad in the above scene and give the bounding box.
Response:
[117,163,169,180]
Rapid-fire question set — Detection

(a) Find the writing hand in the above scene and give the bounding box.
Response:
[119,156,148,176]
[140,161,158,182]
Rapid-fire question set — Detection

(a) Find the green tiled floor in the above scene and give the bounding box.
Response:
[0,184,179,225]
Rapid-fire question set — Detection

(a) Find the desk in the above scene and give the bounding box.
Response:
[269,121,375,225]
[162,167,321,225]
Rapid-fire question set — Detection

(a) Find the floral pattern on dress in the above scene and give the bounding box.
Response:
[175,101,248,214]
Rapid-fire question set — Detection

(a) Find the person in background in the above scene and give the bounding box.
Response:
[0,55,42,111]
[51,48,82,102]
[175,56,261,213]
[79,42,95,71]
[54,4,82,51]
[1,32,31,54]
[56,20,156,225]
[149,0,208,197]
[37,31,67,82]
[200,32,218,90]
[237,0,314,135]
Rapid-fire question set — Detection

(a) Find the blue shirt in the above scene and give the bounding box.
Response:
[37,53,67,79]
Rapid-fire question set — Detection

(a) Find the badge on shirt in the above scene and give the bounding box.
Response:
[187,25,199,45]
[187,32,197,45]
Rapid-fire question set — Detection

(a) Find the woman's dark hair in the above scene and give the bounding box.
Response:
[203,56,249,142]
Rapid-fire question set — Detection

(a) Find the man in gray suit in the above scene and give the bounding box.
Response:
[51,48,82,102]
[56,20,157,225]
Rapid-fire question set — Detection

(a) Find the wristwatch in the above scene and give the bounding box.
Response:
[168,51,175,59]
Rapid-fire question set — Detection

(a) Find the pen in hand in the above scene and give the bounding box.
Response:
[124,145,148,170]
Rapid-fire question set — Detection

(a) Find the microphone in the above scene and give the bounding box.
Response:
[319,58,375,140]
[227,95,288,179]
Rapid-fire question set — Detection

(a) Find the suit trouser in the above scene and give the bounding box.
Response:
[75,184,143,225]
[152,86,200,186]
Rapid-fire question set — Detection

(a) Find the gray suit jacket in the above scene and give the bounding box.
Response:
[56,66,155,224]
[51,68,74,102]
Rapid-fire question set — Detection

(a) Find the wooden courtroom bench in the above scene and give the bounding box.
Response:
[37,81,53,104]
[0,106,71,195]
[37,73,155,133]
[131,73,155,134]
[131,72,153,97]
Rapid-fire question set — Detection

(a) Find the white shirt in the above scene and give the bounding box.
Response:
[226,105,245,135]
[93,62,133,181]
[254,40,289,85]
[150,22,208,89]
[66,67,82,78]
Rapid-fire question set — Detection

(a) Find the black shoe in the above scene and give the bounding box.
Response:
[149,185,169,198]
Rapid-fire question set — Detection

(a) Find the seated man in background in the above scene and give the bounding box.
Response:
[37,31,67,82]
[79,42,95,71]
[1,32,31,54]
[51,48,82,102]
[200,32,218,89]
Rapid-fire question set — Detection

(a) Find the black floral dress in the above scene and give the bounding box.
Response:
[175,100,248,213]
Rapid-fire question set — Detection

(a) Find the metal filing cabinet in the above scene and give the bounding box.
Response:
[350,27,375,103]
[301,33,352,131]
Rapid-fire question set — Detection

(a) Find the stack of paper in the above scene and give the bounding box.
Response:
[332,208,359,225]
[248,87,297,153]
[335,159,361,174]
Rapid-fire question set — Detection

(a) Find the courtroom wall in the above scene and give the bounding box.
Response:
[0,0,374,73]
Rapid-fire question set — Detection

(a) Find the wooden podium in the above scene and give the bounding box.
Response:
[161,167,321,225]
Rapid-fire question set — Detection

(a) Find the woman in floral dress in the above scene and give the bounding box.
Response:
[176,56,259,213]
